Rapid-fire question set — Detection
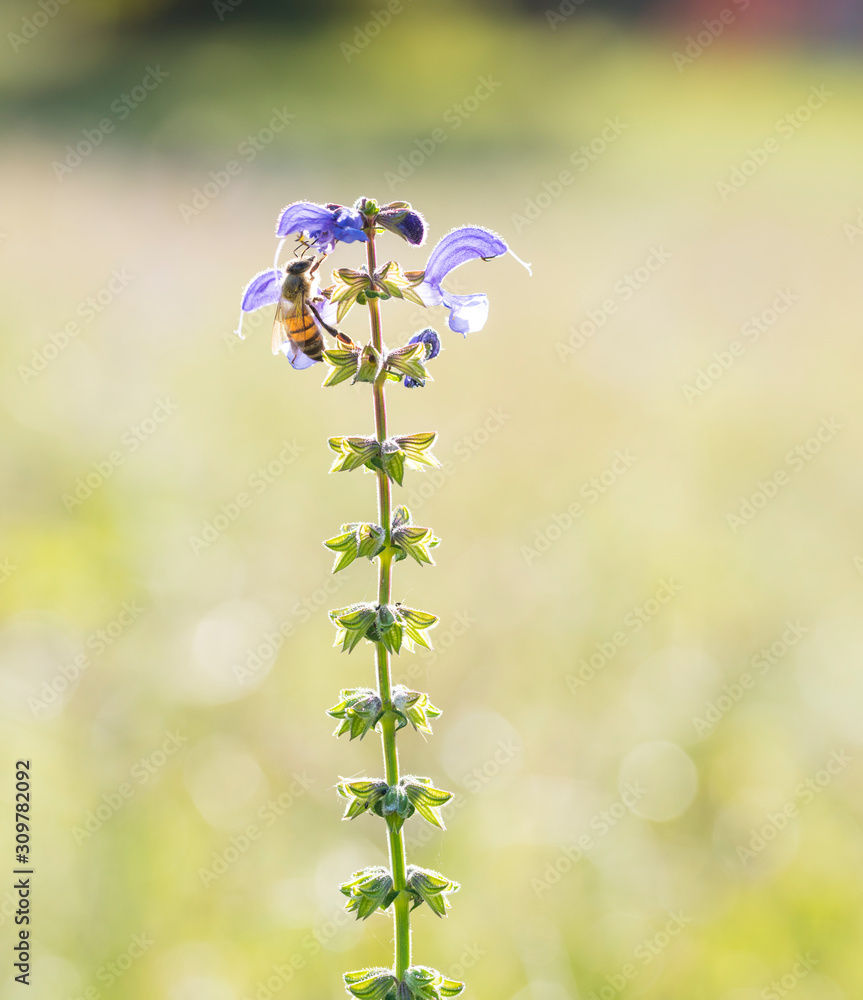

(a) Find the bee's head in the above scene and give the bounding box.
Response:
[286,258,314,275]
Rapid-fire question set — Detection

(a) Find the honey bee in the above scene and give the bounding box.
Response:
[272,256,354,367]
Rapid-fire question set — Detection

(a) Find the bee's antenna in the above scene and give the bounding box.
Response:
[295,234,314,259]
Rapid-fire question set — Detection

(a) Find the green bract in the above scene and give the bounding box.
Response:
[327,688,384,740]
[322,346,362,387]
[330,267,374,322]
[385,342,432,384]
[326,685,440,741]
[391,686,441,735]
[403,966,465,1000]
[328,602,379,653]
[328,435,380,474]
[405,866,460,917]
[339,866,398,920]
[336,775,453,832]
[401,776,453,829]
[355,344,384,384]
[323,508,438,576]
[373,260,426,305]
[337,864,459,922]
[330,603,439,655]
[324,340,433,390]
[344,968,398,1000]
[324,521,387,573]
[328,433,440,486]
[391,506,440,565]
[343,966,464,1000]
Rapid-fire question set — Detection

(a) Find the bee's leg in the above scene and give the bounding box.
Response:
[309,254,326,277]
[307,300,356,348]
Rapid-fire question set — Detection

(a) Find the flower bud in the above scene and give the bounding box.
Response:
[378,203,428,246]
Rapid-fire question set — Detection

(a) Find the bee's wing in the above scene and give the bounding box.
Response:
[272,296,295,355]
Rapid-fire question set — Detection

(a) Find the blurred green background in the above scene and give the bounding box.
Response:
[2,1,863,998]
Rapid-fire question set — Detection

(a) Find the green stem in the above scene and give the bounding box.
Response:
[366,222,411,979]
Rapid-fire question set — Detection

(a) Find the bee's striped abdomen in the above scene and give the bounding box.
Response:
[287,307,324,360]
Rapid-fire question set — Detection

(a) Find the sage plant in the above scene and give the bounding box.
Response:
[236,196,528,1000]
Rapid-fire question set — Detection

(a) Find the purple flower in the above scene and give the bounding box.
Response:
[233,264,339,370]
[408,328,441,360]
[268,201,368,301]
[276,201,367,256]
[415,226,531,335]
[378,205,428,246]
[403,328,441,389]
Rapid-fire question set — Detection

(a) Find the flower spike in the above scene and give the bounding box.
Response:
[235,196,520,1000]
